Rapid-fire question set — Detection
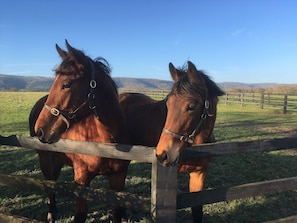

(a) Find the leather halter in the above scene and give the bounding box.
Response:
[43,60,99,130]
[162,95,213,144]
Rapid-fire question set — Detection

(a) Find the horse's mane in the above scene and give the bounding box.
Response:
[93,57,111,76]
[171,66,224,99]
[93,57,118,95]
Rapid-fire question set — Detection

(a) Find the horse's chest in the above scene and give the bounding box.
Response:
[72,154,127,175]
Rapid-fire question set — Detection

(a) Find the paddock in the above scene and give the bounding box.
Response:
[1,134,297,223]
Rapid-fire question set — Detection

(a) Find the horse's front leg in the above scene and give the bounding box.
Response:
[188,158,211,223]
[47,193,58,223]
[108,167,129,223]
[38,151,63,223]
[73,167,93,223]
[74,196,88,223]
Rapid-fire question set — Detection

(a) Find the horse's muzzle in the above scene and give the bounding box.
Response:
[36,128,60,144]
[156,151,180,167]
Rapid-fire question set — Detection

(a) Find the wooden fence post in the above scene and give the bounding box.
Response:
[225,93,228,105]
[283,95,288,114]
[260,93,264,109]
[241,93,244,106]
[151,158,178,223]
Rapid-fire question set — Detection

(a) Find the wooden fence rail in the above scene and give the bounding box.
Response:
[2,135,297,159]
[1,135,297,222]
[119,89,297,113]
[223,92,297,113]
[177,176,297,208]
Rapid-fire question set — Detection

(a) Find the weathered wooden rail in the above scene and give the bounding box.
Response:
[223,92,297,113]
[1,135,297,222]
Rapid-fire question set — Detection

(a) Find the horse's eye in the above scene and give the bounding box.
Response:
[62,82,72,90]
[187,104,197,111]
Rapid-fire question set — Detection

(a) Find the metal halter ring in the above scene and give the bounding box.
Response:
[205,100,210,109]
[90,80,97,89]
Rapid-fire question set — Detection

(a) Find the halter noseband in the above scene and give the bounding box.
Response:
[162,95,213,145]
[43,60,99,130]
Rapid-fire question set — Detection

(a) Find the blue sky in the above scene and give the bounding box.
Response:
[1,1,297,84]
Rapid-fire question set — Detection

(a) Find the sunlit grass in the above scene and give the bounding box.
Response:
[0,92,47,136]
[0,92,297,222]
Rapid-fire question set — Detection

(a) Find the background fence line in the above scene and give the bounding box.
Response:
[119,89,297,113]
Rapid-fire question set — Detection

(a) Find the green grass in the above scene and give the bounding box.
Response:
[0,92,47,136]
[215,104,297,141]
[1,92,297,222]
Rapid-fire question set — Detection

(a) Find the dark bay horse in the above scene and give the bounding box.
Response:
[30,41,130,223]
[119,61,224,223]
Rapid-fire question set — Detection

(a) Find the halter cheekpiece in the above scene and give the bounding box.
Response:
[162,92,213,144]
[43,59,99,130]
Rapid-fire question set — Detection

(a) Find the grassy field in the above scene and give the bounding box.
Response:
[1,92,297,222]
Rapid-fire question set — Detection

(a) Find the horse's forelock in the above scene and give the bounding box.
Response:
[55,52,118,95]
[171,72,207,101]
[175,63,225,98]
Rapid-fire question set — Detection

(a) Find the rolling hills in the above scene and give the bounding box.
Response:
[0,74,283,92]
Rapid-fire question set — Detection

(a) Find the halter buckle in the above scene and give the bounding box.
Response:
[50,108,60,116]
[180,135,194,144]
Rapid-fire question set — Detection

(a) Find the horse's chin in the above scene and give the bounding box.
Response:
[47,134,60,144]
[157,151,180,167]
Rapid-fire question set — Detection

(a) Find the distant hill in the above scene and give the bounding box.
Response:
[218,82,280,90]
[0,74,174,91]
[0,74,287,92]
[114,77,173,90]
[0,74,53,91]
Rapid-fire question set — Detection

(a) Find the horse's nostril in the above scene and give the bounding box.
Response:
[37,128,45,142]
[157,152,169,166]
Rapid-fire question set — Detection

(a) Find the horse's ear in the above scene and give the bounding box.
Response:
[56,44,67,60]
[169,63,180,82]
[65,40,81,63]
[65,40,76,58]
[65,40,86,71]
[187,61,204,83]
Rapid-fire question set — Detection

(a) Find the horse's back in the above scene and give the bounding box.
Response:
[119,92,166,147]
[120,92,155,110]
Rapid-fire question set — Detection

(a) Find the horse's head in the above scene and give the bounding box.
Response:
[34,40,111,143]
[156,61,225,166]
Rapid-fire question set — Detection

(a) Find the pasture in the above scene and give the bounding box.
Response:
[1,91,297,222]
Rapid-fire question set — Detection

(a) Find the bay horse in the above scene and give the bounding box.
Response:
[30,40,130,223]
[119,61,224,223]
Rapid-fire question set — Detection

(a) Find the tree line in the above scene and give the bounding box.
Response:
[226,85,297,95]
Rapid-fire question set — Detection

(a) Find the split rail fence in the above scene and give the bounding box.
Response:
[222,92,297,114]
[120,89,297,114]
[1,135,297,223]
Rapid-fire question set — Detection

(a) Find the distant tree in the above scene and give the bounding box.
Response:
[253,88,265,93]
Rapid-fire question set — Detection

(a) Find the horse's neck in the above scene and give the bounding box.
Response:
[130,99,166,147]
[61,113,123,143]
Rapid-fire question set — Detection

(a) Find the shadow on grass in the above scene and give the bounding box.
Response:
[201,191,297,223]
[1,146,296,222]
